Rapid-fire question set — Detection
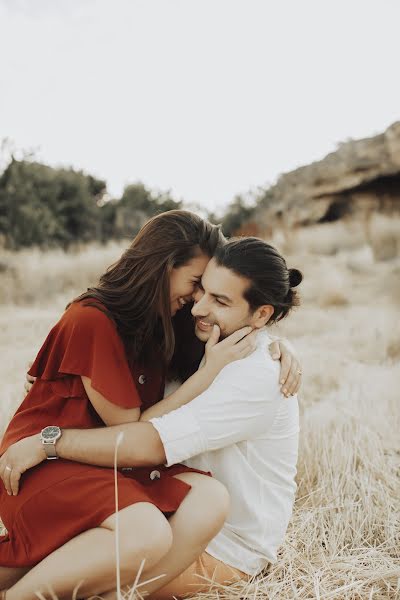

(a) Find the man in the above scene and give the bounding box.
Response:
[0,237,302,599]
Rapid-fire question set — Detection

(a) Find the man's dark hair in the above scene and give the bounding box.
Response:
[214,237,303,322]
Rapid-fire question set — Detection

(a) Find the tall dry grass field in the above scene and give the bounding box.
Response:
[0,215,399,599]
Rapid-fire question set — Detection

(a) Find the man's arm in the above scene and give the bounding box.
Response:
[149,355,286,467]
[1,339,288,496]
[0,421,167,495]
[60,355,281,469]
[62,352,281,468]
[57,421,166,466]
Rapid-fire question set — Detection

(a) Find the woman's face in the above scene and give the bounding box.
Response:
[169,253,211,316]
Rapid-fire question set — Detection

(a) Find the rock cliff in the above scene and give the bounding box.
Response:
[255,121,400,229]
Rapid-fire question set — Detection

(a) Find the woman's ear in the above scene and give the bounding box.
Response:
[252,305,274,328]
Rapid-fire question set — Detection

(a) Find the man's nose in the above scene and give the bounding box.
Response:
[191,294,209,317]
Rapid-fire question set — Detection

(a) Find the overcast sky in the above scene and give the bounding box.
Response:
[0,0,399,212]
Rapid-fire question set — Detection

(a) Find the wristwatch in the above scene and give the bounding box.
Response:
[40,426,62,459]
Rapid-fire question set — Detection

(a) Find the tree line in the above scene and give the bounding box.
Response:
[0,157,258,249]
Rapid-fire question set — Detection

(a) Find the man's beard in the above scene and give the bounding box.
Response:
[194,316,232,340]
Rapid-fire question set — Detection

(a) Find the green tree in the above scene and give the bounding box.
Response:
[115,182,182,238]
[220,195,256,237]
[0,159,107,249]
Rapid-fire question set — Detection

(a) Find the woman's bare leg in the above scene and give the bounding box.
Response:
[2,473,229,600]
[101,473,230,600]
[0,567,30,590]
[4,502,173,600]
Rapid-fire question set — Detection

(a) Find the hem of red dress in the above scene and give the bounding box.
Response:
[0,470,195,567]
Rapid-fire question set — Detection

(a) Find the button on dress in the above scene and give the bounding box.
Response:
[0,300,208,567]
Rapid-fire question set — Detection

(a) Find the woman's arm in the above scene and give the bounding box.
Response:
[142,334,303,421]
[140,370,211,421]
[141,325,256,421]
[81,376,140,425]
[23,338,302,402]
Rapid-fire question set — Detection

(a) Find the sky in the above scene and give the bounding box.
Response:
[0,0,399,213]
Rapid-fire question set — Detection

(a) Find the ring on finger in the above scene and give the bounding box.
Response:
[297,369,302,375]
[5,465,12,472]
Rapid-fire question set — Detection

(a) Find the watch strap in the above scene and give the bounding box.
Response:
[43,440,58,459]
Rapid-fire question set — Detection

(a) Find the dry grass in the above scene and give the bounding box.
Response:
[0,241,128,306]
[0,219,399,599]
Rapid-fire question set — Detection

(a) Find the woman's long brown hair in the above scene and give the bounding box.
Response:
[72,210,224,365]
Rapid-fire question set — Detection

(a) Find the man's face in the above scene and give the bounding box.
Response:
[191,258,258,341]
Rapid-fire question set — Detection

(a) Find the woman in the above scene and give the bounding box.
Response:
[0,211,300,600]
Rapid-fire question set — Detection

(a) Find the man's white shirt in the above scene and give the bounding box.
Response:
[149,329,299,575]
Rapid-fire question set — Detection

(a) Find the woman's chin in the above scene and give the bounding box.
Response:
[170,301,181,316]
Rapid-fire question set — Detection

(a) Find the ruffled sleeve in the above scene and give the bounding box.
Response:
[28,301,141,409]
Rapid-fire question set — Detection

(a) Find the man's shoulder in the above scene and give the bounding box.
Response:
[236,329,279,371]
[216,330,281,391]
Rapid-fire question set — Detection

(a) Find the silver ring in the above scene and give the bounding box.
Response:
[297,369,302,375]
[5,465,12,472]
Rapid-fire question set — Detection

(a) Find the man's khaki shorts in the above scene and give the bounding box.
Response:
[153,551,249,599]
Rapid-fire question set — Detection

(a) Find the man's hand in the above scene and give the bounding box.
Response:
[269,340,302,397]
[0,435,46,496]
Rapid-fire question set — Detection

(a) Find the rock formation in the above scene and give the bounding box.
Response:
[255,121,400,230]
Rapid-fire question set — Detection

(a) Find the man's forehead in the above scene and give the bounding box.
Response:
[202,260,248,299]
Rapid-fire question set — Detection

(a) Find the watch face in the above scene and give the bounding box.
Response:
[42,426,60,440]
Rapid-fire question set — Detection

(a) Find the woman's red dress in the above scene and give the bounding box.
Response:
[0,300,206,567]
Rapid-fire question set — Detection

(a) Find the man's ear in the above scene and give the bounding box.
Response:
[252,305,274,328]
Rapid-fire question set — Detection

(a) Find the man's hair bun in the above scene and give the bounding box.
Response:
[288,268,303,288]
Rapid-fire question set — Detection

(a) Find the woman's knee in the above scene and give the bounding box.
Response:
[105,503,173,572]
[200,477,230,531]
[0,566,30,589]
[175,474,230,534]
[206,475,230,510]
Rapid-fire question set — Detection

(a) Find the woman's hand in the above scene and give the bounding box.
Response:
[0,435,46,496]
[269,339,302,397]
[203,325,257,378]
[23,361,36,398]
